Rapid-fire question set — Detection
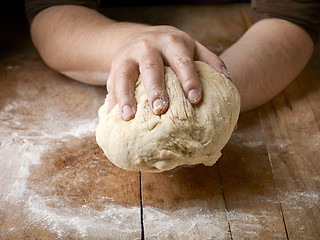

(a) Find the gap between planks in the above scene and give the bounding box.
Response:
[217,162,234,240]
[139,171,145,240]
[258,108,289,240]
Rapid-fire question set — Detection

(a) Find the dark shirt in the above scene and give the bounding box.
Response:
[25,0,320,45]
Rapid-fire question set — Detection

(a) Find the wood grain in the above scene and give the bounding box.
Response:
[218,110,287,239]
[259,67,320,239]
[1,3,320,240]
[0,51,142,239]
[141,165,230,239]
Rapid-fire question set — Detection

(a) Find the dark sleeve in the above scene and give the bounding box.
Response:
[251,0,320,46]
[25,0,100,25]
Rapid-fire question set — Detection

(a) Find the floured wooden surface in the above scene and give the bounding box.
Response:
[1,4,320,240]
[0,15,142,237]
[141,165,230,239]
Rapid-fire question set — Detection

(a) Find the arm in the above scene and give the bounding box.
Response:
[220,18,314,112]
[30,4,316,116]
[30,5,227,120]
[30,5,146,85]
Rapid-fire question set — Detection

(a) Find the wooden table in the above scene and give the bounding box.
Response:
[1,4,319,240]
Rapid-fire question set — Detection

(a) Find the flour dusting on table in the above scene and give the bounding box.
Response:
[0,60,141,238]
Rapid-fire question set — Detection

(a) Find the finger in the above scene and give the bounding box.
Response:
[139,54,169,115]
[164,43,202,105]
[106,78,118,113]
[112,59,139,121]
[195,41,232,81]
[106,93,118,113]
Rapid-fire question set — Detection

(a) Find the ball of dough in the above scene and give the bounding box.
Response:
[96,61,240,172]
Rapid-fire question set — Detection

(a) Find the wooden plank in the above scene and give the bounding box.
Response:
[0,57,142,239]
[259,67,320,239]
[297,46,320,124]
[141,165,230,239]
[218,110,288,239]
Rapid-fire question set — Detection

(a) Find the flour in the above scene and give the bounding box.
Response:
[143,206,228,240]
[27,194,140,238]
[282,191,319,210]
[0,59,144,239]
[226,210,286,238]
[0,99,98,200]
[2,57,319,239]
[0,92,143,238]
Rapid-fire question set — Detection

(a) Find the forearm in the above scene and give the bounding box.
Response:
[31,4,229,120]
[31,5,147,85]
[220,18,314,112]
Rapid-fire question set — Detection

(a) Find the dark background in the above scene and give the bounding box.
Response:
[0,1,29,58]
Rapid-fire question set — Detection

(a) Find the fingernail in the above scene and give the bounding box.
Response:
[122,105,134,120]
[222,66,232,80]
[153,98,167,115]
[188,89,201,104]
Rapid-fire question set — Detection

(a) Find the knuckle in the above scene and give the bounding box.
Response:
[180,76,198,91]
[163,27,192,43]
[138,39,153,52]
[165,32,181,43]
[142,59,157,70]
[141,58,159,71]
[175,56,193,66]
[180,76,193,84]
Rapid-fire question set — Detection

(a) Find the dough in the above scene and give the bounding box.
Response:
[96,61,240,172]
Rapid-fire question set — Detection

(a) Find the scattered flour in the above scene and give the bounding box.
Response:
[143,206,228,240]
[227,210,285,239]
[27,194,140,239]
[1,59,319,239]
[0,73,142,238]
[282,191,319,210]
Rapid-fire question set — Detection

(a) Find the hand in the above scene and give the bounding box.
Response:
[106,25,230,121]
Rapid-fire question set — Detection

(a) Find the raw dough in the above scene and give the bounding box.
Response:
[96,61,240,172]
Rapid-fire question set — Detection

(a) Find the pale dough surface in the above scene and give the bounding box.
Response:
[96,61,240,172]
